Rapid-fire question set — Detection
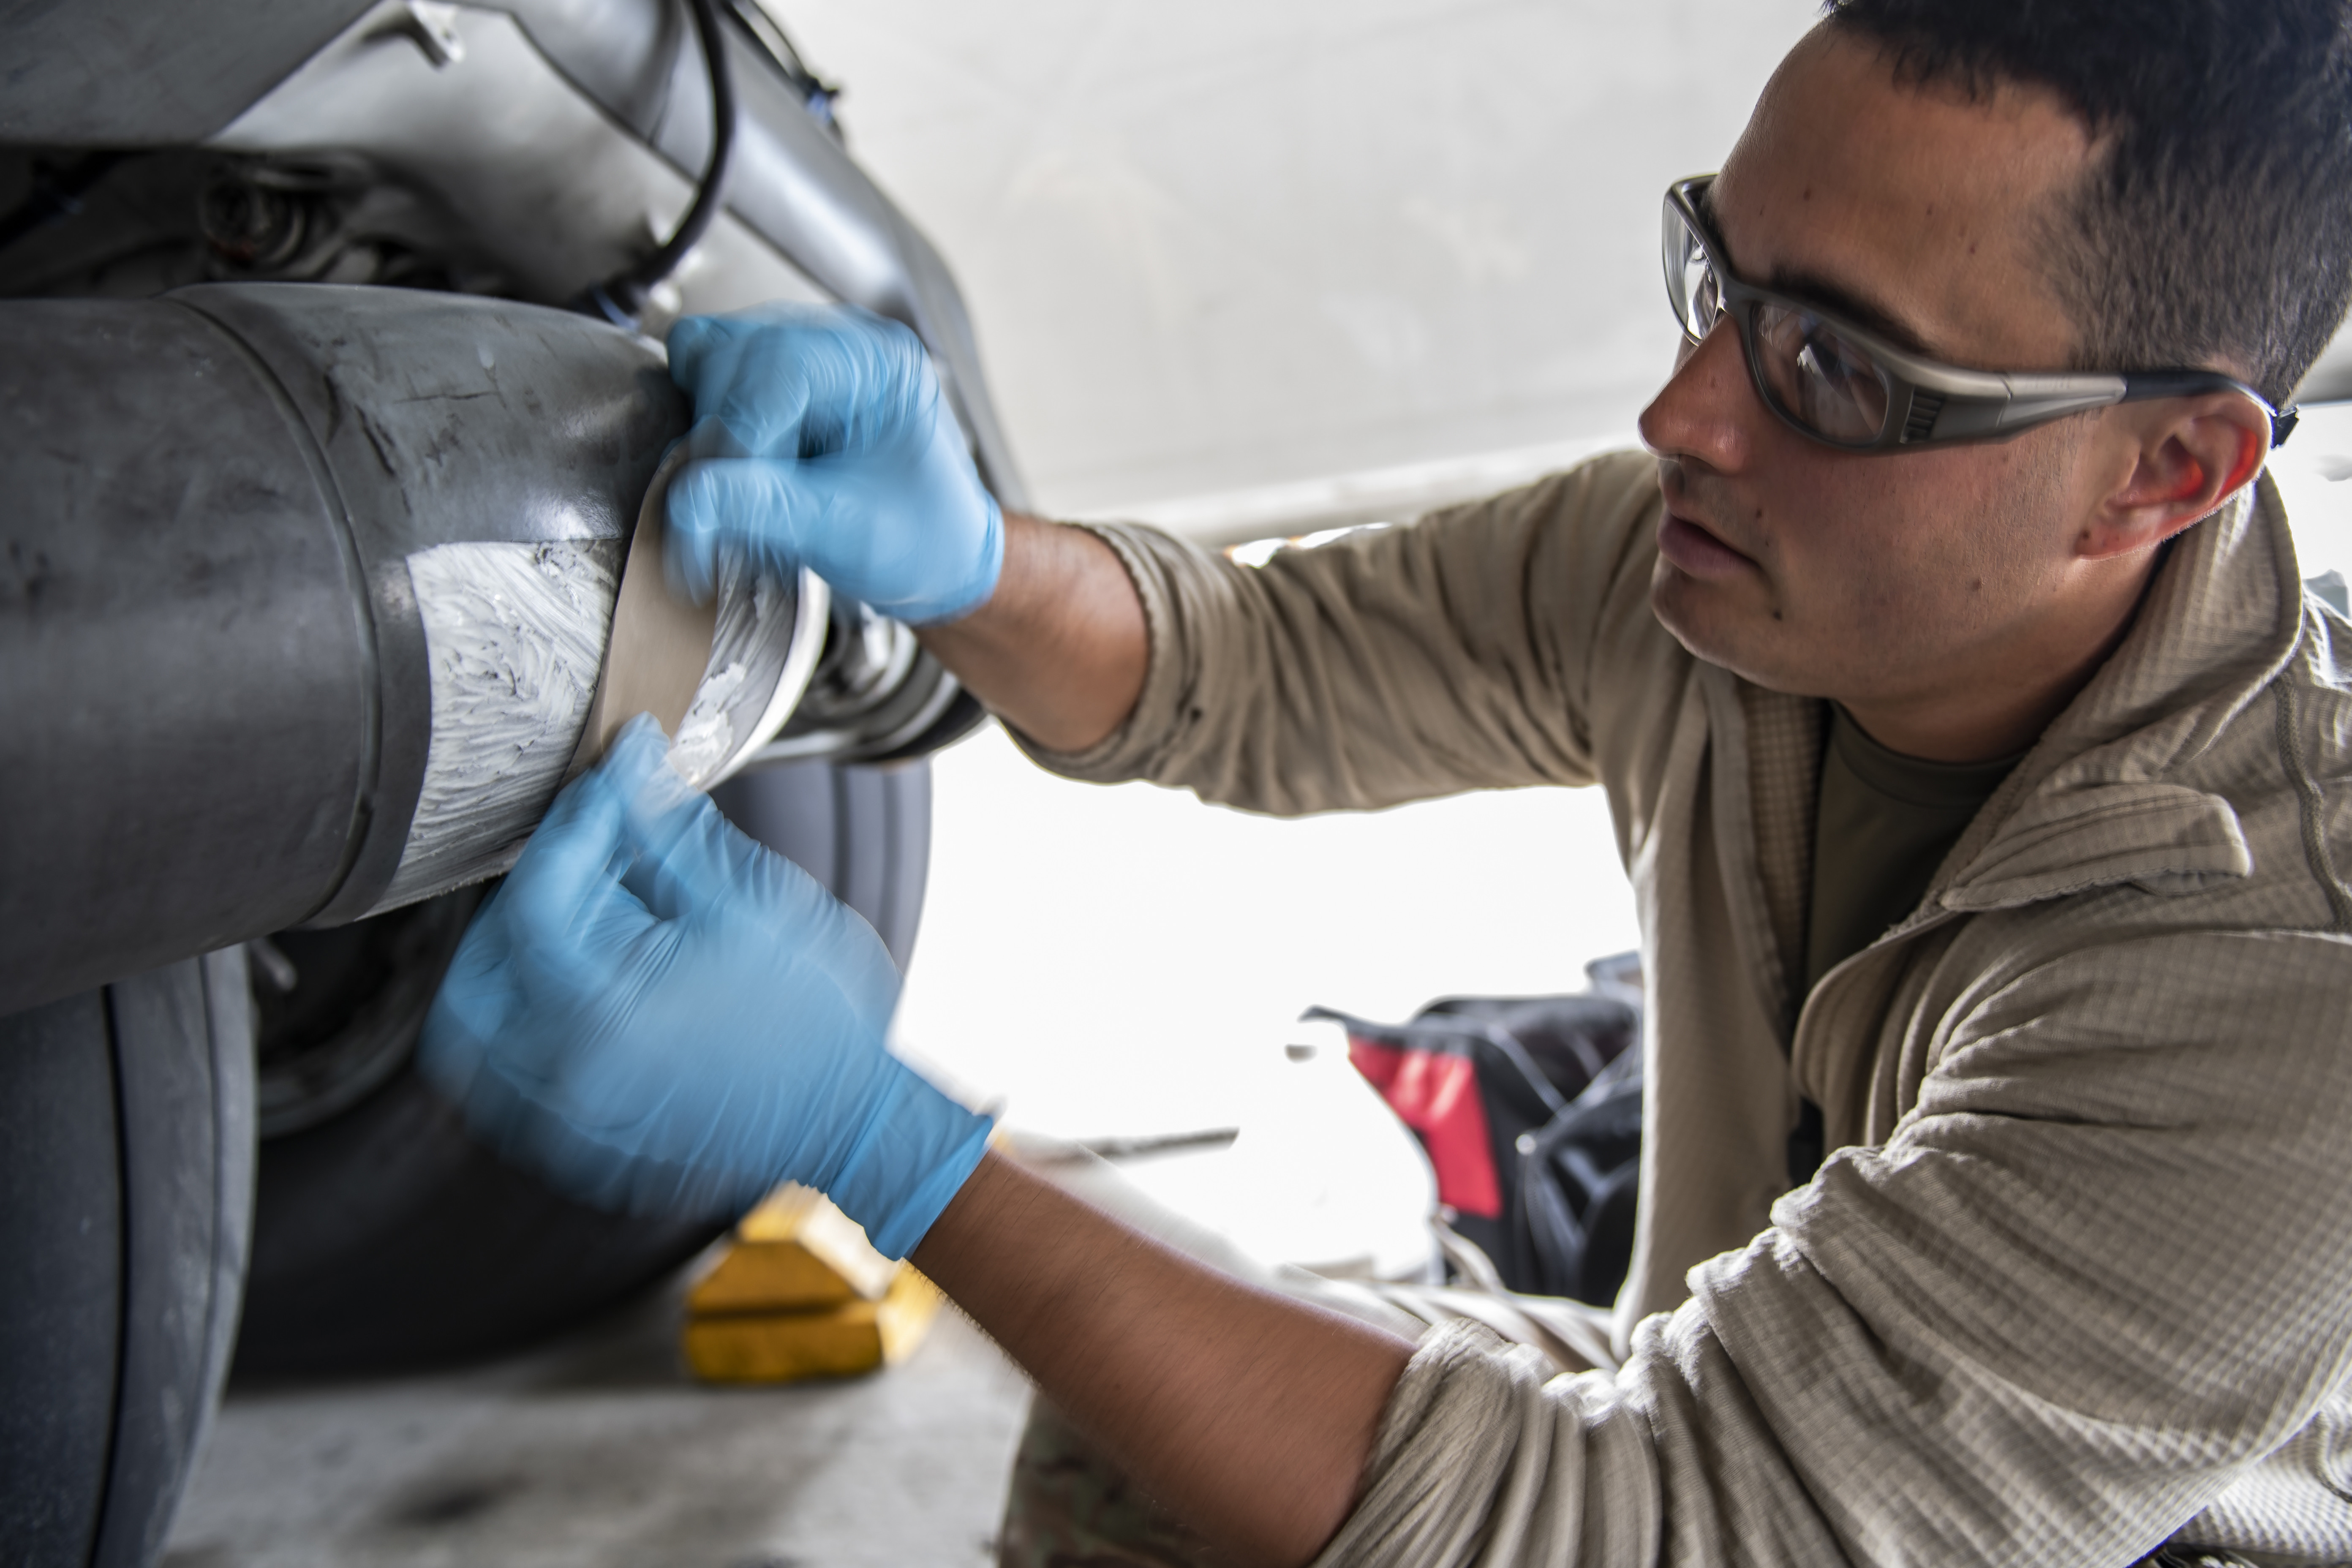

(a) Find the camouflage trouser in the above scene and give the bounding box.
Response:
[995,1394,1228,1568]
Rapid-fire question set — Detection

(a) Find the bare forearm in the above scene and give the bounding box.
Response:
[912,1153,1414,1568]
[915,512,1148,753]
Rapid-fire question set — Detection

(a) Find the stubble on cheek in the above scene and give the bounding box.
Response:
[1644,427,2084,703]
[1644,475,1950,698]
[1792,435,2081,703]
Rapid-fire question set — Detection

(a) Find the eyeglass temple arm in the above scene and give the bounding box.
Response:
[2118,372,2296,447]
[1907,372,2291,448]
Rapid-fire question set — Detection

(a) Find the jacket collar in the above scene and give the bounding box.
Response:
[1926,473,2299,913]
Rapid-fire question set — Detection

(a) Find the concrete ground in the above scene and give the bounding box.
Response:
[165,1267,1033,1568]
[162,1070,1439,1567]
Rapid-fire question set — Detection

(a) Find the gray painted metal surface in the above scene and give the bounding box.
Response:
[204,3,836,321]
[0,0,370,144]
[504,0,686,145]
[0,285,684,1013]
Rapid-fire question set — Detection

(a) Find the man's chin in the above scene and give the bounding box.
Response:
[1648,559,1813,694]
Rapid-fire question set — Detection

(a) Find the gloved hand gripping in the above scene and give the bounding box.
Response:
[421,716,992,1255]
[662,304,1005,626]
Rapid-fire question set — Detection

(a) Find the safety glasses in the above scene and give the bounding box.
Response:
[1662,174,2293,451]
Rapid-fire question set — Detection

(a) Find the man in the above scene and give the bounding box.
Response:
[422,2,2352,1563]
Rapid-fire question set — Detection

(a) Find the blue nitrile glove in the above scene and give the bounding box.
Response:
[663,304,1004,625]
[418,716,993,1255]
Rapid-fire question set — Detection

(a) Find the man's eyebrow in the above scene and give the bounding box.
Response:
[1696,182,1937,357]
[1762,265,1936,357]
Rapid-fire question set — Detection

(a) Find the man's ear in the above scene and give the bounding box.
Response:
[2077,392,2272,559]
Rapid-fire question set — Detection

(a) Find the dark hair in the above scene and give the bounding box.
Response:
[1821,0,2352,408]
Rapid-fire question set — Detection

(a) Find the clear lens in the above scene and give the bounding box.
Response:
[1750,301,1892,445]
[1661,200,1718,340]
[1663,182,1895,447]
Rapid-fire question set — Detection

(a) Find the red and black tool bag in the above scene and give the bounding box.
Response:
[1308,961,1644,1304]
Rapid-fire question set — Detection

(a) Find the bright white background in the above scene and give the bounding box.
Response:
[778,0,1823,514]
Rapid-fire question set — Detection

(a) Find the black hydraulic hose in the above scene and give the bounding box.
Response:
[634,0,738,289]
[585,0,737,324]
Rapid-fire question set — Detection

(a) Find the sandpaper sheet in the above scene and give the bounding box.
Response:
[568,450,715,778]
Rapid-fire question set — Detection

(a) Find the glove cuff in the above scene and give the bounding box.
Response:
[827,1054,996,1259]
[900,495,1005,627]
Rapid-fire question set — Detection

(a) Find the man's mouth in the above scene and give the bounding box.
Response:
[1657,509,1759,580]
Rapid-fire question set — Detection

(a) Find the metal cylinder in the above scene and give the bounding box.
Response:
[0,283,686,1014]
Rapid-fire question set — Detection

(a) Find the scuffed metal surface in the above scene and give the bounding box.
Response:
[670,659,748,784]
[377,537,621,910]
[675,564,821,790]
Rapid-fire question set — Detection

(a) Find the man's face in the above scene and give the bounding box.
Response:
[1639,27,2110,719]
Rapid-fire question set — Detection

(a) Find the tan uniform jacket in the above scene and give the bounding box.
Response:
[1021,451,2352,1566]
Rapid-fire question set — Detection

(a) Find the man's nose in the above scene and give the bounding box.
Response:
[1638,319,1756,472]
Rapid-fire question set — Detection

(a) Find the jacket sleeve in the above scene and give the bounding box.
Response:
[1316,928,2352,1567]
[1012,451,1664,816]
